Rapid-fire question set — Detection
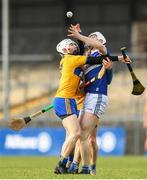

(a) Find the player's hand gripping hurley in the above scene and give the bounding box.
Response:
[121,47,145,95]
[8,104,54,131]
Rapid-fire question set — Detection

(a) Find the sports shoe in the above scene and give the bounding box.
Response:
[54,165,60,174]
[90,169,96,175]
[68,167,78,174]
[89,164,96,175]
[54,161,68,174]
[79,169,90,174]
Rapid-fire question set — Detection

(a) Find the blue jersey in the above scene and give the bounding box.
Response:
[84,50,113,95]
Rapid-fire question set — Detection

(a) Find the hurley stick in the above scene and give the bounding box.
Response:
[8,104,54,131]
[120,47,145,95]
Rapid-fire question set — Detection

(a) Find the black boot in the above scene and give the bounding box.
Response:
[54,161,68,174]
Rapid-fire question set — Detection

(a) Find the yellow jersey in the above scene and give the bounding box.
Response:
[55,55,86,98]
[76,90,85,110]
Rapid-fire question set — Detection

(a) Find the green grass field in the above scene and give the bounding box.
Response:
[0,156,147,179]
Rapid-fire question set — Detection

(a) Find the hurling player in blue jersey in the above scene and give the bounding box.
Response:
[68,27,118,174]
[68,41,113,175]
[83,32,113,175]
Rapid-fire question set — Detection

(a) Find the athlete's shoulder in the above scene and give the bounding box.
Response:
[64,54,85,59]
[67,54,86,65]
[59,55,73,66]
[62,55,78,62]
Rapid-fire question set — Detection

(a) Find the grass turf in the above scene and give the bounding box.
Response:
[0,156,147,179]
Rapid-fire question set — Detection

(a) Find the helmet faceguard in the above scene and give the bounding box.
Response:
[88,32,106,45]
[56,39,79,55]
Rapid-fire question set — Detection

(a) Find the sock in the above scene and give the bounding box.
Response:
[82,165,89,174]
[68,154,74,162]
[66,155,74,168]
[89,164,96,171]
[69,161,79,173]
[59,156,68,166]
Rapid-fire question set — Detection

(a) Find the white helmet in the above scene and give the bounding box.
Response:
[88,32,106,45]
[56,39,79,55]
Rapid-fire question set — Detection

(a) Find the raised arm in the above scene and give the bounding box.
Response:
[69,24,85,55]
[68,25,106,54]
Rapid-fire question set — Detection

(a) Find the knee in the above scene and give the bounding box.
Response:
[89,136,97,147]
[80,131,89,141]
[71,131,81,142]
[75,131,81,140]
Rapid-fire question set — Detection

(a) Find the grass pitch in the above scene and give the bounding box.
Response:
[0,156,147,179]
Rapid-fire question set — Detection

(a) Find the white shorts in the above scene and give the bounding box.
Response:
[80,93,108,119]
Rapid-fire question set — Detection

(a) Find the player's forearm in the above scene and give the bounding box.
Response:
[68,26,107,54]
[78,34,107,55]
[77,33,104,49]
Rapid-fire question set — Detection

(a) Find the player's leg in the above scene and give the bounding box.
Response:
[144,131,147,153]
[59,130,70,168]
[61,115,81,158]
[54,129,73,174]
[68,109,82,174]
[66,149,74,168]
[53,97,81,174]
[54,115,81,174]
[68,139,81,173]
[79,93,108,174]
[88,126,98,175]
[79,112,98,174]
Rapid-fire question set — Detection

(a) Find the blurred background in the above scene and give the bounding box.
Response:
[0,0,147,156]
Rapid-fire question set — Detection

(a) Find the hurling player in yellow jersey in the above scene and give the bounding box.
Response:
[53,37,131,174]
